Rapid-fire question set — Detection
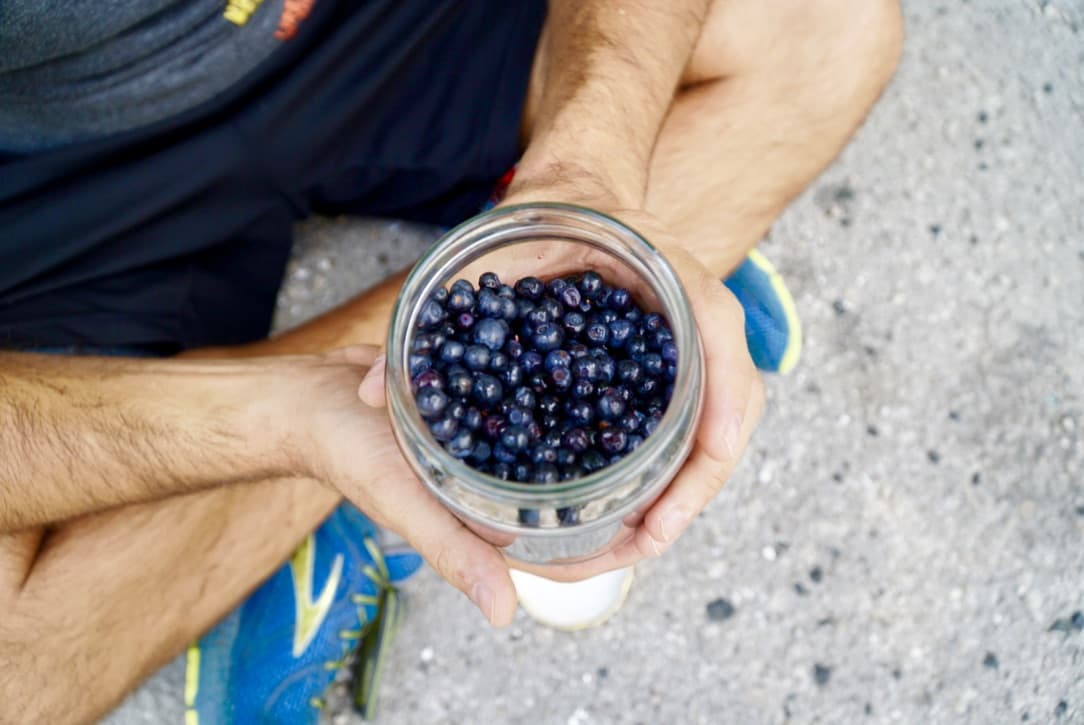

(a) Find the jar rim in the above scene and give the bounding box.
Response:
[385,202,704,507]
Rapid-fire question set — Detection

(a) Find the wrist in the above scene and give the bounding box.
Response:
[511,138,646,211]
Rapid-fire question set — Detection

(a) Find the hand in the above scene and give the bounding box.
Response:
[297,346,518,626]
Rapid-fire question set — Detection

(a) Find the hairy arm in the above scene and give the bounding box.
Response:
[0,353,302,532]
[513,0,710,206]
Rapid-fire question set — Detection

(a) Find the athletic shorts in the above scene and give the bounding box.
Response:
[0,0,547,353]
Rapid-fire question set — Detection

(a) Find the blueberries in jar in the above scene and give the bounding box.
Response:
[409,271,677,486]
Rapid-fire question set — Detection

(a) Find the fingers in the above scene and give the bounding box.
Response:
[362,472,517,627]
[324,344,382,367]
[358,354,386,407]
[638,245,766,551]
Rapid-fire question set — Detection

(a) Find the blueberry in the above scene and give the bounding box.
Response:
[477,288,504,318]
[446,428,474,458]
[598,428,627,455]
[571,379,595,399]
[596,388,626,420]
[543,428,564,449]
[567,400,594,426]
[500,425,530,452]
[563,428,591,453]
[471,374,503,407]
[618,412,641,432]
[415,387,448,419]
[500,297,518,321]
[512,463,533,482]
[585,322,609,345]
[430,286,449,303]
[504,338,523,359]
[661,341,678,365]
[455,311,475,331]
[463,407,484,430]
[408,353,431,378]
[528,372,549,394]
[446,367,473,397]
[643,413,662,436]
[549,366,573,391]
[473,318,508,351]
[518,508,540,525]
[429,415,459,442]
[581,450,607,472]
[626,434,645,451]
[411,332,438,353]
[515,298,536,320]
[483,415,506,440]
[610,288,631,310]
[555,448,576,467]
[541,413,560,430]
[416,299,445,330]
[514,276,545,300]
[520,351,543,374]
[447,286,475,313]
[571,357,600,381]
[526,420,542,441]
[595,355,616,383]
[493,443,518,464]
[532,323,564,352]
[412,368,444,392]
[617,359,643,384]
[514,386,536,410]
[546,278,568,296]
[538,396,560,415]
[545,349,572,370]
[507,406,532,426]
[525,307,550,329]
[479,272,501,289]
[596,309,618,324]
[447,399,468,420]
[493,462,513,480]
[439,340,466,364]
[665,365,676,382]
[500,363,524,388]
[560,466,585,482]
[530,443,558,464]
[497,284,515,299]
[626,335,648,357]
[651,328,674,349]
[607,318,634,348]
[596,286,613,308]
[533,463,559,483]
[623,308,642,323]
[644,313,665,332]
[558,506,581,525]
[464,344,491,371]
[642,353,664,377]
[562,312,587,338]
[578,271,603,298]
[538,297,563,321]
[489,352,510,374]
[559,285,582,309]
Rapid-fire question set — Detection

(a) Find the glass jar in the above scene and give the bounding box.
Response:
[384,203,704,569]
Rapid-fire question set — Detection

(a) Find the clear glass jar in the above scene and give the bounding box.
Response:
[384,203,704,568]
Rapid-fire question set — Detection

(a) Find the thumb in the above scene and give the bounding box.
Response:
[358,354,387,407]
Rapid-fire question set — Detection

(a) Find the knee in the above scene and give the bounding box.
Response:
[690,0,903,103]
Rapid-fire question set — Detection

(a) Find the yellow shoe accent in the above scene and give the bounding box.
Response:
[184,643,201,725]
[289,534,344,658]
[746,249,803,374]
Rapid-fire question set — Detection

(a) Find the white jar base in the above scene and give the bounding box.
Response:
[510,566,635,631]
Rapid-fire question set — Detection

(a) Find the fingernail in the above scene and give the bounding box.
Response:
[722,415,743,458]
[470,583,496,625]
[367,354,386,379]
[648,535,665,557]
[659,507,691,543]
[358,355,386,405]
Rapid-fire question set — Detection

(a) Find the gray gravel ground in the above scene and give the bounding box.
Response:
[108,1,1084,723]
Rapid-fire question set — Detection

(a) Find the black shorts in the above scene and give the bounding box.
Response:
[0,0,546,352]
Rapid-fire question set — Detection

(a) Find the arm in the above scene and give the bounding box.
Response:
[0,352,300,532]
[512,0,709,207]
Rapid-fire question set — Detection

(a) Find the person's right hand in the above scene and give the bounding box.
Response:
[295,345,519,626]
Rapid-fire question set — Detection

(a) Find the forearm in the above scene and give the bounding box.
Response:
[0,353,302,531]
[514,0,709,206]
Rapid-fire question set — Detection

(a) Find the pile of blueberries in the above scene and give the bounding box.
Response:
[409,270,677,485]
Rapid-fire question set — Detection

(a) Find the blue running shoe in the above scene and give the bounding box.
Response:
[724,249,803,374]
[186,505,423,724]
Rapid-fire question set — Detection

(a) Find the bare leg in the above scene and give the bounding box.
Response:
[0,0,903,721]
